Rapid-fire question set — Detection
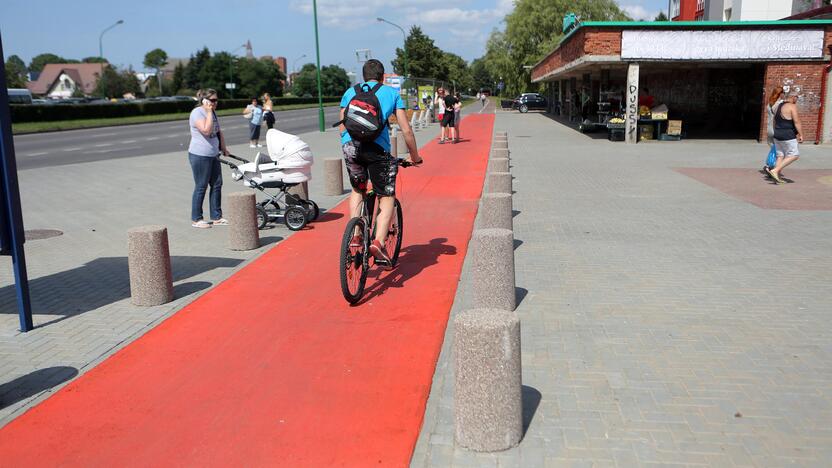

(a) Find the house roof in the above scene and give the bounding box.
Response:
[26,63,105,95]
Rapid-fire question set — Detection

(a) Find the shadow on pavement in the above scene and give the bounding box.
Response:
[513,239,523,250]
[0,366,79,409]
[521,385,542,437]
[315,211,345,223]
[516,287,528,307]
[0,256,243,327]
[357,238,457,305]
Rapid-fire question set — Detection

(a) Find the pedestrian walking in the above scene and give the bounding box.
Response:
[263,93,276,129]
[766,90,803,184]
[453,92,462,141]
[435,88,446,136]
[763,86,784,176]
[244,98,264,148]
[188,89,229,229]
[480,91,487,108]
[439,89,458,144]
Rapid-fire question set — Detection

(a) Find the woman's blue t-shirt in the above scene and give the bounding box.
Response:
[340,81,404,151]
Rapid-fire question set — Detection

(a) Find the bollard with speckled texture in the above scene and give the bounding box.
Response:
[470,228,515,311]
[227,192,259,251]
[128,225,173,306]
[494,139,508,150]
[324,158,345,196]
[486,172,512,194]
[478,193,512,231]
[492,148,509,160]
[454,308,522,451]
[489,158,509,173]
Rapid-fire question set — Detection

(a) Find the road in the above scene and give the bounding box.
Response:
[12,106,343,171]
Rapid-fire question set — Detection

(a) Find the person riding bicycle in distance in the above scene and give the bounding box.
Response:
[339,59,422,267]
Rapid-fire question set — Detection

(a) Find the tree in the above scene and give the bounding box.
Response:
[170,62,187,95]
[235,57,286,99]
[184,47,211,90]
[291,63,320,97]
[93,65,122,98]
[5,55,28,88]
[482,0,630,96]
[143,48,169,95]
[198,52,233,97]
[655,11,669,21]
[320,65,350,96]
[439,53,473,93]
[470,58,493,93]
[393,26,445,79]
[29,53,76,73]
[82,56,109,63]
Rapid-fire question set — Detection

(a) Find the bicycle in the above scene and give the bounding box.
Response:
[339,158,416,304]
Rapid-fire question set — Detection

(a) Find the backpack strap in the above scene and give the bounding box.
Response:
[369,82,383,94]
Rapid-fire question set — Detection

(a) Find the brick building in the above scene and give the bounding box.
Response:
[530,20,832,143]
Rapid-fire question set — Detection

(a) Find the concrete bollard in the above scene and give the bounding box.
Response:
[494,139,508,150]
[227,192,260,251]
[287,182,308,200]
[470,228,516,311]
[492,148,510,160]
[128,225,173,306]
[486,172,512,195]
[489,158,510,173]
[421,110,429,127]
[324,158,345,196]
[397,133,409,156]
[390,128,398,157]
[496,131,508,139]
[478,193,512,231]
[454,308,522,451]
[410,110,419,130]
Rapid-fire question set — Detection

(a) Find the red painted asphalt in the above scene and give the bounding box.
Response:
[0,114,495,467]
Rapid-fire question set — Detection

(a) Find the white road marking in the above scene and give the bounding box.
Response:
[26,152,48,157]
[93,143,113,147]
[63,147,82,152]
[122,140,137,144]
[145,137,160,141]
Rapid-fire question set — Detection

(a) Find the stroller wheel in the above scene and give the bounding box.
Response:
[255,205,269,229]
[302,199,320,222]
[284,206,307,231]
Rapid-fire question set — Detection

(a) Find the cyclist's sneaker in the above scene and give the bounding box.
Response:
[369,240,393,269]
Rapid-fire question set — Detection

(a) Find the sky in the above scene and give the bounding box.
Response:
[1,0,667,76]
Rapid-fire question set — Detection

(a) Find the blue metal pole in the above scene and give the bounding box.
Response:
[0,32,33,332]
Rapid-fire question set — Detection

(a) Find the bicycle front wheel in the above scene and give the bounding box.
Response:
[387,200,404,266]
[340,217,368,304]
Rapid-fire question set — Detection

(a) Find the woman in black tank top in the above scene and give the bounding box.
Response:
[766,94,803,184]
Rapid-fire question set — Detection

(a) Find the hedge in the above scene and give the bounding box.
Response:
[10,97,342,123]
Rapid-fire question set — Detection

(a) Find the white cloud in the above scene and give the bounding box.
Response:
[619,4,662,20]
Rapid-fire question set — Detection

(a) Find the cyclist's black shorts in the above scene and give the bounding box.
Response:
[342,141,398,196]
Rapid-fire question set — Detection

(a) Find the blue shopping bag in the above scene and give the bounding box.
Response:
[766,144,777,168]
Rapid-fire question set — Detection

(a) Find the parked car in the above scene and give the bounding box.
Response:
[512,93,547,113]
[7,88,33,104]
[170,95,197,101]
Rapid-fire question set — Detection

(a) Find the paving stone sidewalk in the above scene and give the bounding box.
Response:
[0,119,442,426]
[413,113,832,467]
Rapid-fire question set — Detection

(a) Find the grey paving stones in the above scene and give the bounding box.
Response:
[127,225,173,306]
[486,172,512,194]
[324,158,344,196]
[226,192,259,251]
[478,193,512,231]
[489,158,510,173]
[470,228,515,311]
[454,308,522,452]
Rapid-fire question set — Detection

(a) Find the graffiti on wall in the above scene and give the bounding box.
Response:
[781,76,820,108]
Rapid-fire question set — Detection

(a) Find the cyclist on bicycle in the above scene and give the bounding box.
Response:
[339,59,422,267]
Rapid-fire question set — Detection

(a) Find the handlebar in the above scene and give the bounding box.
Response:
[225,154,249,163]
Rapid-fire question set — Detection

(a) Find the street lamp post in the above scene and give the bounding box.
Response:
[228,44,246,99]
[313,0,325,132]
[291,54,307,88]
[98,20,124,59]
[376,17,408,108]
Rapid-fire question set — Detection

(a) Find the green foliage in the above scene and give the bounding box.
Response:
[235,57,286,99]
[82,57,109,63]
[393,26,444,79]
[481,0,630,96]
[29,53,77,73]
[197,52,233,97]
[5,55,28,88]
[470,58,493,92]
[320,65,350,96]
[170,62,186,95]
[440,53,474,94]
[143,48,169,71]
[184,47,211,90]
[291,63,320,97]
[655,11,669,21]
[93,65,140,98]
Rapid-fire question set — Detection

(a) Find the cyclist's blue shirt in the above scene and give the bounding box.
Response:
[340,81,404,152]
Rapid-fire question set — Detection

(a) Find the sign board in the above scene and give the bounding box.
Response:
[621,29,825,60]
[225,83,236,90]
[383,74,403,91]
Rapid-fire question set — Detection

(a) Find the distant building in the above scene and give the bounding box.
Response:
[161,58,189,76]
[670,0,819,21]
[26,63,105,98]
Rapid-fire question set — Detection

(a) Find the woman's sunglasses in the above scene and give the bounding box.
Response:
[208,98,218,103]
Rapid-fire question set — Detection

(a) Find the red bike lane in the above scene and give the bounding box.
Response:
[0,114,495,467]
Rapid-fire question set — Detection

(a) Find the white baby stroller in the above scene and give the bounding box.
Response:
[220,128,318,231]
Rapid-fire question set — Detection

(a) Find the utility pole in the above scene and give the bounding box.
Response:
[313,0,325,132]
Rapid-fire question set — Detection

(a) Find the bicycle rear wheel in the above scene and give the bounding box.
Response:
[339,217,368,304]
